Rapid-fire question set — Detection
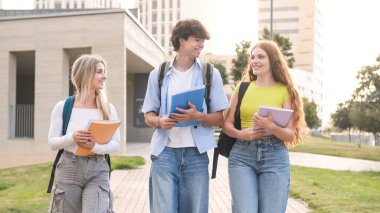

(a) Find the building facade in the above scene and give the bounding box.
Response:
[34,0,128,9]
[135,0,213,55]
[0,9,164,168]
[258,0,324,119]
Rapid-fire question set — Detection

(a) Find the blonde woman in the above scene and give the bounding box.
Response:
[223,40,307,213]
[48,54,120,212]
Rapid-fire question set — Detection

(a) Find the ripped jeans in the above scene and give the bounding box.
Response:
[49,151,113,213]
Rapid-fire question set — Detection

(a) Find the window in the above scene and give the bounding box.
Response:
[152,0,157,9]
[152,12,157,22]
[162,0,165,9]
[152,25,157,35]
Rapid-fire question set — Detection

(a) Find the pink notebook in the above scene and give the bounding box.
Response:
[253,106,294,135]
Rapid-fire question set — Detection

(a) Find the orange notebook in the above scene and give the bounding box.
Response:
[76,120,121,156]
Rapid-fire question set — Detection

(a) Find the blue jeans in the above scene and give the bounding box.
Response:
[149,147,209,213]
[228,138,290,213]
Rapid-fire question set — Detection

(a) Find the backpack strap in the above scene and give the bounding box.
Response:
[211,82,250,179]
[202,62,213,112]
[47,96,75,193]
[158,61,170,91]
[157,61,213,113]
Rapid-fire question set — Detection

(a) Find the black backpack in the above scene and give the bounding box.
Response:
[47,96,111,193]
[211,82,250,179]
[158,61,213,112]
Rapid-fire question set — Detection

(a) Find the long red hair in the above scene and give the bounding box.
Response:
[242,40,308,146]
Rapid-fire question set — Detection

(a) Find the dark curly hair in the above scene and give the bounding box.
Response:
[170,19,210,51]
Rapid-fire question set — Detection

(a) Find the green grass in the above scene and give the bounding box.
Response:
[0,155,144,213]
[289,136,380,162]
[291,166,380,213]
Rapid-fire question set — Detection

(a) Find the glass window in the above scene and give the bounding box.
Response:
[152,0,157,9]
[152,12,157,22]
[152,25,157,34]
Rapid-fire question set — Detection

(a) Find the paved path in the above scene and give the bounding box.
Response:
[110,143,310,213]
[290,152,380,171]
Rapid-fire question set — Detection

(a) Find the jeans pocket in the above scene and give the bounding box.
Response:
[271,141,287,151]
[51,188,65,213]
[97,185,111,213]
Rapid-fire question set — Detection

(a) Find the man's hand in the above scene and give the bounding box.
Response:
[171,102,204,123]
[159,116,176,130]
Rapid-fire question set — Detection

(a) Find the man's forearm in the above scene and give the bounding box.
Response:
[198,111,224,127]
[144,112,161,128]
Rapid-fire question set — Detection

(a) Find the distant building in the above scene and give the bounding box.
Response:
[34,0,128,9]
[0,8,164,168]
[290,68,323,118]
[258,0,324,121]
[135,0,213,55]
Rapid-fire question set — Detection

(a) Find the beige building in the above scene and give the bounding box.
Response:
[34,0,127,9]
[135,0,213,55]
[0,9,164,168]
[258,0,324,118]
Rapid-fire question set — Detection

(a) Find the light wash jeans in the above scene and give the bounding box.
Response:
[149,147,209,213]
[228,138,290,213]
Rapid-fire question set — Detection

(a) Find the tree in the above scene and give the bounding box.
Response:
[231,40,251,82]
[349,55,380,145]
[260,28,295,68]
[210,60,228,85]
[331,101,353,142]
[303,98,321,129]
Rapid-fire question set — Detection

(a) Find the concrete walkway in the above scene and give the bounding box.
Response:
[110,143,311,213]
[110,142,380,213]
[290,152,380,171]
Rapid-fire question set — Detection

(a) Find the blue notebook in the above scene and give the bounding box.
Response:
[170,85,206,127]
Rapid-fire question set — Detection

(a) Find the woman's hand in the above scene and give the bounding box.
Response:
[73,130,95,150]
[238,128,267,141]
[253,111,276,131]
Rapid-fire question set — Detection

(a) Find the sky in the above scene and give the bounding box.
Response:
[2,0,380,127]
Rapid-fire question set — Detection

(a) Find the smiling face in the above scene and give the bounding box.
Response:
[250,47,271,76]
[179,36,204,58]
[91,62,107,91]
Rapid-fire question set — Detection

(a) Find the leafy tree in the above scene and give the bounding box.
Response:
[260,28,295,68]
[349,55,380,145]
[231,40,251,82]
[210,60,228,85]
[303,98,321,129]
[331,101,352,142]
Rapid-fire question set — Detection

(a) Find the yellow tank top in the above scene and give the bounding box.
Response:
[237,81,290,129]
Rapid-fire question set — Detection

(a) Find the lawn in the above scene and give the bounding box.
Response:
[291,166,380,213]
[289,136,380,162]
[0,155,144,213]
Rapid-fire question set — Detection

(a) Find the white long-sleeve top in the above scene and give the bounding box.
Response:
[48,100,121,155]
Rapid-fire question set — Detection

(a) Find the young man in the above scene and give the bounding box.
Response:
[142,19,229,213]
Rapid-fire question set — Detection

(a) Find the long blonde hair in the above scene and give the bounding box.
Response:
[242,40,308,146]
[71,54,111,120]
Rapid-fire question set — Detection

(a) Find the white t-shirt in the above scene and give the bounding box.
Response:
[47,100,120,154]
[166,65,196,148]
